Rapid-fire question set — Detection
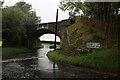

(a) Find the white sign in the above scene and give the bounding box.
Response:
[86,42,100,48]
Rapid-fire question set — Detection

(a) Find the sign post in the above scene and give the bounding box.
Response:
[86,42,101,61]
[86,42,100,49]
[86,42,101,67]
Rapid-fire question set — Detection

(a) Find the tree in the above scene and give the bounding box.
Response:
[59,1,105,19]
[0,0,4,7]
[15,1,32,13]
[2,7,26,46]
[2,1,41,46]
[15,1,41,24]
[59,1,120,19]
[59,1,120,33]
[59,0,83,19]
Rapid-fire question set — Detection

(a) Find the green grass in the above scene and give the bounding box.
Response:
[47,48,119,73]
[42,43,60,47]
[2,47,31,58]
[35,44,44,49]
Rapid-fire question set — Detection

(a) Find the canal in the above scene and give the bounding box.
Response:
[2,45,114,79]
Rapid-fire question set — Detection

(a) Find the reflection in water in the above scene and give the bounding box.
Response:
[36,45,59,78]
[37,45,58,71]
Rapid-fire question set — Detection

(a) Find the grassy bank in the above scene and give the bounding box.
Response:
[67,18,118,50]
[47,48,119,73]
[2,47,31,58]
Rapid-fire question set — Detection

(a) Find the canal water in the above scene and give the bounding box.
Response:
[2,45,115,79]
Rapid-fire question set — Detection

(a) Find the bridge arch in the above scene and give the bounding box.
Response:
[33,29,61,39]
[25,19,72,50]
[27,28,61,49]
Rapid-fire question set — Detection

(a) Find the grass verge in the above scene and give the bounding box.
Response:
[47,48,119,73]
[2,47,31,58]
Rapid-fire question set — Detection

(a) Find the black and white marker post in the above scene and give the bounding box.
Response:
[53,9,58,70]
[54,9,58,51]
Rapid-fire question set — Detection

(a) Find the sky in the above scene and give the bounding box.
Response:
[3,0,69,42]
[40,34,60,42]
[3,0,69,23]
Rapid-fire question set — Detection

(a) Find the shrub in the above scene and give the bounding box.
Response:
[88,27,94,33]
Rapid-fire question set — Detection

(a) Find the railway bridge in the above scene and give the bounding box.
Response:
[25,19,73,50]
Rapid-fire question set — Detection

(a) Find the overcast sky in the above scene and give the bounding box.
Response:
[3,0,69,23]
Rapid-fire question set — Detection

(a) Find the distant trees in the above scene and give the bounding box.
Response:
[2,1,41,47]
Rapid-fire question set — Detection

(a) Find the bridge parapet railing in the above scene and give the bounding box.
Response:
[37,25,48,30]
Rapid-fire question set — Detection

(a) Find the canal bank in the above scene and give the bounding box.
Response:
[2,47,32,59]
[47,48,119,77]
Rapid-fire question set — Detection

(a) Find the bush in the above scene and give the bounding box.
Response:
[92,33,104,41]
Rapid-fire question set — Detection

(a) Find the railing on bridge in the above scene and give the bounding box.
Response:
[37,25,48,30]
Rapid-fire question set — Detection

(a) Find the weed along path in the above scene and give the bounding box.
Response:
[2,45,115,79]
